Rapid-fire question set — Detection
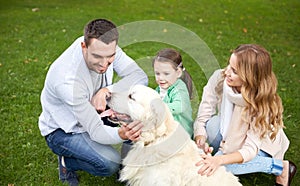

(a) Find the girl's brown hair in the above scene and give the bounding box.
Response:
[153,48,193,99]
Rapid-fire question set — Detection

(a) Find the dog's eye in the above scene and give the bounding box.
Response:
[128,93,135,101]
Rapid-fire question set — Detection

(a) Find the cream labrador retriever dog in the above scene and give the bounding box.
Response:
[108,85,242,186]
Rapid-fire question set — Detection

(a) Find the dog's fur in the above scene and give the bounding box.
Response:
[108,85,242,186]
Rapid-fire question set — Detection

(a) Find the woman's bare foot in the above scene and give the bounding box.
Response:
[276,160,289,186]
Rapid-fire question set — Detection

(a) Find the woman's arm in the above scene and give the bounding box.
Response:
[196,151,243,176]
[194,70,222,147]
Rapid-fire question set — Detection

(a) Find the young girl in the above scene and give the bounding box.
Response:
[194,44,296,186]
[153,48,194,137]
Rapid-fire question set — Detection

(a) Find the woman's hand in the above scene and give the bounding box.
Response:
[196,154,223,176]
[194,135,213,155]
[118,120,143,141]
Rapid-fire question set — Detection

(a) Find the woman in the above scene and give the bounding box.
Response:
[193,44,296,186]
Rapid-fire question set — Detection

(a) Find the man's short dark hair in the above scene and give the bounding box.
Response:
[84,18,119,46]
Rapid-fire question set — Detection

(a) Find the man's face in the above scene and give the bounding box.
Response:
[81,38,116,74]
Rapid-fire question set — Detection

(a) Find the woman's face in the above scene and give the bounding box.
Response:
[224,53,243,91]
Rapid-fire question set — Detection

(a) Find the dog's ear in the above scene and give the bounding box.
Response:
[150,98,167,127]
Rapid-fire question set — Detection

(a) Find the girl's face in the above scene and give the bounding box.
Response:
[153,60,182,90]
[225,53,243,91]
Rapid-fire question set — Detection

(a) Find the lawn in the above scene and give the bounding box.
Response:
[0,0,299,185]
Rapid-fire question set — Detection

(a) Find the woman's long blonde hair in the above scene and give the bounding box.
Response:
[216,44,284,140]
[233,44,284,140]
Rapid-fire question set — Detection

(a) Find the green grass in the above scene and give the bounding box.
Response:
[0,0,299,185]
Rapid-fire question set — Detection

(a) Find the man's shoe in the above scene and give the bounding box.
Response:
[58,156,79,186]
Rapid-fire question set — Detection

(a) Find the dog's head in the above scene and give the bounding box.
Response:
[108,85,175,143]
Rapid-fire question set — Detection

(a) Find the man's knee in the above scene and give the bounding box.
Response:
[92,159,120,176]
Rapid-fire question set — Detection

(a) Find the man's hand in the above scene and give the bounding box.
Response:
[118,120,143,141]
[91,87,111,112]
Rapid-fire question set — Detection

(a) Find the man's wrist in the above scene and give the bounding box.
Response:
[118,128,128,140]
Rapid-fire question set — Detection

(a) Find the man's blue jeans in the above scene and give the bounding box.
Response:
[45,129,121,176]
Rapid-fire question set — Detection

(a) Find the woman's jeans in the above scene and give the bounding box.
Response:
[206,115,283,176]
[45,129,121,176]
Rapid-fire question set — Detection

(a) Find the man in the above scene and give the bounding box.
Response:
[38,18,148,185]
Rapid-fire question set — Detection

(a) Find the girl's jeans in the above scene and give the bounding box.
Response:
[206,115,283,176]
[45,128,121,176]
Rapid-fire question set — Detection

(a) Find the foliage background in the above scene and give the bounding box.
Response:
[0,0,299,185]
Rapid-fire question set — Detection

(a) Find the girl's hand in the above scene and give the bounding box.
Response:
[196,154,223,176]
[194,135,213,155]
